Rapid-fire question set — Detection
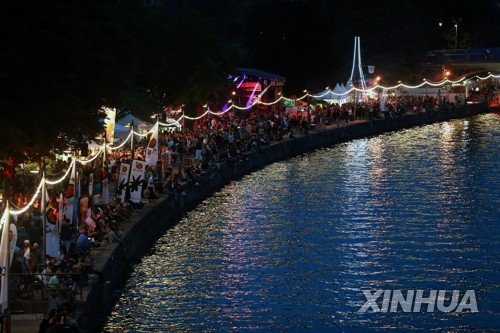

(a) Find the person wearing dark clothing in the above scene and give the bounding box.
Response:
[27,221,41,245]
[17,226,30,248]
[60,219,73,256]
[38,312,51,333]
[147,175,157,202]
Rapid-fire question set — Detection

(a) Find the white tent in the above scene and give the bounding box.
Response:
[116,114,153,134]
[314,89,337,104]
[331,83,348,105]
[114,123,129,134]
[113,123,131,142]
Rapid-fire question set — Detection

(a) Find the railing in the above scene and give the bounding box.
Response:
[9,272,84,306]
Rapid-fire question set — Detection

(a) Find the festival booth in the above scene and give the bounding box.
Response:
[235,68,286,115]
[284,98,307,119]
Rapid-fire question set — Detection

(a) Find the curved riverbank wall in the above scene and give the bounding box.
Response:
[80,104,487,332]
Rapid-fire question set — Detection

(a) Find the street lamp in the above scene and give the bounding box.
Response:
[454,24,458,49]
[452,18,462,49]
[124,121,135,160]
[303,89,309,112]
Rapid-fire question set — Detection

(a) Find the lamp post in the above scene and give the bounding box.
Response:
[130,121,135,160]
[452,18,462,49]
[123,120,134,203]
[150,113,161,192]
[40,161,46,261]
[303,89,309,111]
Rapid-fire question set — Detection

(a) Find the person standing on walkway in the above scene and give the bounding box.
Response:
[79,192,89,228]
[147,174,157,202]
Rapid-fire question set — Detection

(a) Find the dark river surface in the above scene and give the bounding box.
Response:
[103,113,499,332]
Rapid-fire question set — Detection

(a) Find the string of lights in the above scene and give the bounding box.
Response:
[10,179,44,216]
[2,72,499,217]
[45,159,76,185]
[108,130,133,151]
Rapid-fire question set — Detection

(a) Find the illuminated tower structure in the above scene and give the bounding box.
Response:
[348,36,367,102]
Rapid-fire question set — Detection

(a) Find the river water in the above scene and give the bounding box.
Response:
[103,113,499,332]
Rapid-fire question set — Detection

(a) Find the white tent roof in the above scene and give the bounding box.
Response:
[340,83,348,94]
[333,83,341,94]
[114,123,129,133]
[315,89,336,100]
[116,114,153,131]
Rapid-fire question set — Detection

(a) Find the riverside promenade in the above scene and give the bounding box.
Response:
[10,103,488,333]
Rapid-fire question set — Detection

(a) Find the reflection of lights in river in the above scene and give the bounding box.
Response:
[104,114,500,332]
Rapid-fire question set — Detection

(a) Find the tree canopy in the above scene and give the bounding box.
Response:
[0,0,239,160]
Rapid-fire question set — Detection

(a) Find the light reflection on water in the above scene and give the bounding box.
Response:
[103,114,499,332]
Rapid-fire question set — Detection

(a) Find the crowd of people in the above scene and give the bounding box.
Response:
[0,91,482,332]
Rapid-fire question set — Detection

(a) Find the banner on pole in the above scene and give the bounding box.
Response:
[146,123,159,167]
[0,205,10,311]
[118,163,130,203]
[129,160,145,203]
[45,202,60,259]
[104,107,116,144]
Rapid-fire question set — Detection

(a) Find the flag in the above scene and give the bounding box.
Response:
[104,107,116,144]
[129,160,145,203]
[64,162,76,223]
[118,163,130,203]
[72,171,80,226]
[146,123,159,167]
[9,221,17,266]
[88,173,94,197]
[45,204,60,258]
[0,204,10,311]
[58,193,63,234]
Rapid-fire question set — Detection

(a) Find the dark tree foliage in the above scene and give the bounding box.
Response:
[0,0,135,160]
[135,2,237,114]
[0,0,239,161]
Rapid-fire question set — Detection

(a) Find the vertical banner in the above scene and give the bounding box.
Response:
[10,222,18,265]
[88,173,94,197]
[64,162,76,224]
[146,122,159,167]
[104,107,116,144]
[0,205,10,312]
[72,171,80,226]
[129,160,145,203]
[118,163,130,203]
[46,202,60,259]
[58,193,63,234]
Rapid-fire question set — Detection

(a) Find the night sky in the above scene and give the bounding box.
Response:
[201,0,500,94]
